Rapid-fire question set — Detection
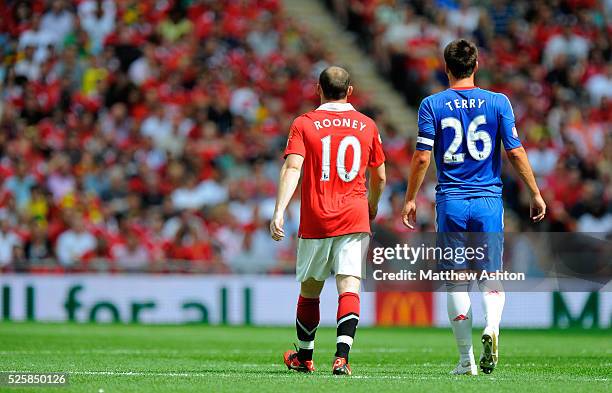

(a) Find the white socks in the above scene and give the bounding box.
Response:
[479,279,505,335]
[446,281,474,365]
[447,279,505,364]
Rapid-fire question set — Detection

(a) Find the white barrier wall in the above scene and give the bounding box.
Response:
[0,275,376,326]
[0,275,609,328]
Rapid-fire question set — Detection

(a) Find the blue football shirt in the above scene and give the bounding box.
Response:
[415,87,522,202]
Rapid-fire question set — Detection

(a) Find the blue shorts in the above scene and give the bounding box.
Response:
[436,197,504,272]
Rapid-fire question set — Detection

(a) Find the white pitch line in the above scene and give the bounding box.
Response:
[2,350,610,370]
[1,346,607,356]
[0,347,414,356]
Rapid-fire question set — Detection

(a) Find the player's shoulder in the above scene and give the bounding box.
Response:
[418,89,456,110]
[346,109,379,134]
[302,104,373,118]
[289,111,314,131]
[291,111,311,124]
[295,105,377,128]
[421,88,507,101]
[420,90,446,105]
[351,109,377,126]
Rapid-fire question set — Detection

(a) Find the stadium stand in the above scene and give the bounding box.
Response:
[1,0,374,273]
[324,0,611,233]
[0,0,609,273]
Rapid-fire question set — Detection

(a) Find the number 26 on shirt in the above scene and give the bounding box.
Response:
[442,115,492,164]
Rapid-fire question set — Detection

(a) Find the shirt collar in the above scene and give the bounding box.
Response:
[450,86,478,90]
[315,102,355,112]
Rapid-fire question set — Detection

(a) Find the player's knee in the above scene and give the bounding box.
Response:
[300,278,324,298]
[478,279,504,293]
[336,274,360,294]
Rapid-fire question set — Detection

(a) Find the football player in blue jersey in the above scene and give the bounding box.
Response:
[402,39,546,375]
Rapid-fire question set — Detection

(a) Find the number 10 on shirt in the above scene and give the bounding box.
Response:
[320,135,361,182]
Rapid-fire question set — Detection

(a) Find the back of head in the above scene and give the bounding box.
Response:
[319,66,350,100]
[444,39,478,79]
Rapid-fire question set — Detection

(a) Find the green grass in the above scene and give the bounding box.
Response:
[0,323,609,392]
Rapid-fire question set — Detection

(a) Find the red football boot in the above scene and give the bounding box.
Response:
[283,348,315,373]
[332,357,352,375]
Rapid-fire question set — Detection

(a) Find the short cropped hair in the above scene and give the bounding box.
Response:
[444,39,478,79]
[319,66,350,100]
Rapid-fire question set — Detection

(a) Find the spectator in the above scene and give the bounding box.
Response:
[128,42,157,86]
[24,224,54,261]
[158,6,192,43]
[140,104,172,146]
[543,26,590,68]
[0,219,21,267]
[247,17,280,58]
[585,65,612,105]
[78,0,116,21]
[40,0,74,46]
[228,222,280,274]
[3,161,36,210]
[229,85,260,121]
[55,215,96,267]
[27,186,50,225]
[100,168,129,216]
[171,170,228,211]
[111,229,150,271]
[14,45,41,81]
[446,0,481,35]
[80,0,115,55]
[47,155,76,203]
[18,14,55,64]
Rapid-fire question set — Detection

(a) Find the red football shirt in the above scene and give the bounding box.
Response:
[284,102,385,238]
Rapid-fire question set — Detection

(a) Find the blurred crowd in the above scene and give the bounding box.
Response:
[0,0,610,274]
[326,0,612,234]
[0,0,380,273]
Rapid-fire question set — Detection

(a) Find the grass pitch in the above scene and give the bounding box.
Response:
[0,323,609,392]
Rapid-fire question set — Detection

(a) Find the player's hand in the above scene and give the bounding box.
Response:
[402,200,417,229]
[270,213,285,241]
[530,193,546,222]
[368,203,378,221]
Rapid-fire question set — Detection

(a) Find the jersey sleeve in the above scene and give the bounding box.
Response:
[368,125,385,167]
[283,117,306,158]
[497,94,522,150]
[416,98,435,151]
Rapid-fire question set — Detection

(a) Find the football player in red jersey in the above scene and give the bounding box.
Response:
[270,66,386,375]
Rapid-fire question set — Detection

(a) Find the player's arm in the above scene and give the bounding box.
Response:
[497,94,546,222]
[402,98,434,229]
[505,146,546,222]
[402,150,431,229]
[270,154,304,241]
[367,163,386,220]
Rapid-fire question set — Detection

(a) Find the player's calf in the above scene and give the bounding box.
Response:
[284,294,320,374]
[446,280,475,372]
[295,295,320,362]
[334,291,359,374]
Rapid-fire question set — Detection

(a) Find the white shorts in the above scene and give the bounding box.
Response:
[296,233,370,282]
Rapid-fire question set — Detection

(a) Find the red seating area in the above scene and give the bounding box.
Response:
[325,0,611,233]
